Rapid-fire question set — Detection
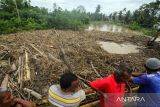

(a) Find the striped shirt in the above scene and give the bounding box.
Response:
[48,85,86,107]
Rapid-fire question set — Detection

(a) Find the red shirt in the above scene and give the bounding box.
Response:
[90,74,125,107]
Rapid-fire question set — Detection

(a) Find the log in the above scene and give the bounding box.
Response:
[23,88,42,100]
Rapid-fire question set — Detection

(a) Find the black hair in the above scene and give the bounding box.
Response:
[114,63,133,76]
[60,72,78,90]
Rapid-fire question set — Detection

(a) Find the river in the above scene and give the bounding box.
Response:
[86,22,129,32]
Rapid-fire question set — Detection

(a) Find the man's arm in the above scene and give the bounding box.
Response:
[13,98,36,107]
[89,78,107,98]
[130,73,148,85]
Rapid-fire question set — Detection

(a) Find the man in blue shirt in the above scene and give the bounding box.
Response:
[132,58,160,107]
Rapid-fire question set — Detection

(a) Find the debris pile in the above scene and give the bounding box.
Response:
[0,29,159,105]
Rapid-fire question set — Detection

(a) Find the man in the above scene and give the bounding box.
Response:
[48,72,86,107]
[0,87,36,107]
[131,58,160,107]
[90,63,133,107]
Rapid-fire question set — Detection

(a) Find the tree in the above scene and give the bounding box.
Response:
[109,13,112,20]
[94,4,101,20]
[76,5,86,13]
[112,12,117,20]
[95,4,101,14]
[125,10,131,23]
[118,10,123,21]
[0,0,30,12]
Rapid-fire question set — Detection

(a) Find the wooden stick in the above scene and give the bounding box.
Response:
[25,51,31,81]
[48,53,62,63]
[29,43,47,58]
[90,61,102,78]
[23,88,42,100]
[14,56,21,77]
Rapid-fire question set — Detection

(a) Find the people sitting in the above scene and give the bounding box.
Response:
[48,72,86,107]
[90,63,133,107]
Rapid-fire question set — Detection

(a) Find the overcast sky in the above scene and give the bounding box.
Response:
[31,0,156,15]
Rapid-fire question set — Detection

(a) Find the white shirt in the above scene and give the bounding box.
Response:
[48,85,86,107]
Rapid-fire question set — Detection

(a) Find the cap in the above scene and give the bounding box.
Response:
[145,58,160,70]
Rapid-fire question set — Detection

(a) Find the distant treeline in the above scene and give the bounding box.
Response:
[0,0,159,34]
[108,0,160,35]
[0,0,90,34]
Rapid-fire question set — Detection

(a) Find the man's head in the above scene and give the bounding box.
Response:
[60,72,80,93]
[144,58,160,73]
[114,63,133,83]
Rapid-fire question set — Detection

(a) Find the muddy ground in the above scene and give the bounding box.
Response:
[0,29,160,104]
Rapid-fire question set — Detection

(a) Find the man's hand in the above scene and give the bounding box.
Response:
[13,98,36,107]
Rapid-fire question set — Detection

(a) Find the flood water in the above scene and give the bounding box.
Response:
[86,23,129,32]
[98,41,140,54]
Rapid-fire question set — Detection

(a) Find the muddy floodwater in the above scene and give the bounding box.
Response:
[98,41,140,54]
[86,23,129,32]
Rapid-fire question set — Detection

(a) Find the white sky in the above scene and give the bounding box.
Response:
[30,0,156,15]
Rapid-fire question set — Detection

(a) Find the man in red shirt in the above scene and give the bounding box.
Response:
[90,63,133,107]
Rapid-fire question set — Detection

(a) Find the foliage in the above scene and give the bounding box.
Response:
[109,0,159,35]
[0,0,90,34]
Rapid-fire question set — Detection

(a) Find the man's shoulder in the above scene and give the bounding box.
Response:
[49,84,60,92]
[104,74,114,82]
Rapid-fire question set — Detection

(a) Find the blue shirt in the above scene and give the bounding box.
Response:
[132,72,160,93]
[132,72,160,107]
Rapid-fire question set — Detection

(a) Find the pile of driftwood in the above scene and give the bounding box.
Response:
[0,29,145,106]
[0,30,104,106]
[0,45,43,102]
